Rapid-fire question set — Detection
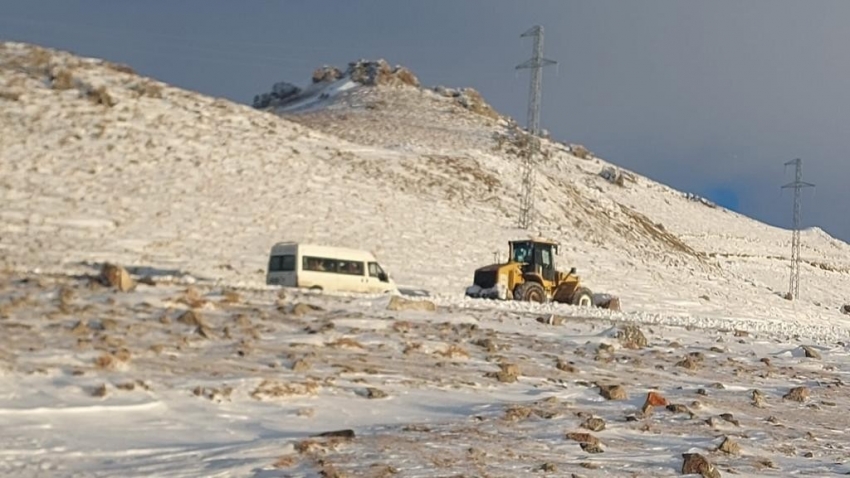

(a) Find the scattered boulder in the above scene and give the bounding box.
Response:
[486,363,520,383]
[751,389,766,408]
[291,359,311,372]
[569,144,593,160]
[315,429,355,439]
[537,315,566,326]
[666,404,692,415]
[842,305,850,315]
[580,417,606,432]
[719,413,740,426]
[387,296,436,312]
[473,337,498,352]
[100,263,134,292]
[681,453,721,478]
[642,391,668,414]
[555,358,578,373]
[566,432,603,454]
[677,356,701,370]
[598,384,627,400]
[71,320,90,335]
[196,324,216,340]
[364,387,388,399]
[599,166,626,187]
[90,384,108,398]
[290,303,325,317]
[616,324,647,349]
[595,295,622,311]
[801,345,822,359]
[783,386,810,402]
[683,192,718,209]
[177,310,206,327]
[718,436,740,455]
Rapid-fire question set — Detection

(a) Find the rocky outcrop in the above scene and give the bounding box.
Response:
[346,59,420,87]
[252,81,302,109]
[312,65,343,84]
[433,85,499,119]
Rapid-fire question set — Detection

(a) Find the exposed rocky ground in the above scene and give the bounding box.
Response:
[2,267,849,476]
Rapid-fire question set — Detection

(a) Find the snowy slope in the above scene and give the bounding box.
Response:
[2,41,850,332]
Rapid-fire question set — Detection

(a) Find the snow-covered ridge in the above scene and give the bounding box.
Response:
[1,41,850,331]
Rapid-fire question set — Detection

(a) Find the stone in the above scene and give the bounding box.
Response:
[311,66,343,84]
[598,384,627,400]
[315,429,355,439]
[556,359,578,373]
[681,453,721,478]
[386,296,436,312]
[290,303,325,316]
[291,359,311,372]
[783,386,810,402]
[841,304,850,315]
[580,417,606,432]
[642,391,668,414]
[91,384,108,397]
[365,387,388,399]
[486,363,519,383]
[616,324,647,349]
[801,345,821,359]
[566,432,603,454]
[677,356,700,370]
[100,263,134,292]
[537,315,565,326]
[177,310,206,327]
[718,436,740,455]
[752,389,766,408]
[719,413,740,426]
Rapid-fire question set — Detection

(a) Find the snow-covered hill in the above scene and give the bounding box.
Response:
[2,42,850,331]
[6,41,850,477]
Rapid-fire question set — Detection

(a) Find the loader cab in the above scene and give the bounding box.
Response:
[509,239,559,282]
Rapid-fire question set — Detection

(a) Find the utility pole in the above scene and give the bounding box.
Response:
[516,25,556,230]
[781,158,815,300]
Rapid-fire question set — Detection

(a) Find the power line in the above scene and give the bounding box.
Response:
[781,158,814,300]
[515,25,556,230]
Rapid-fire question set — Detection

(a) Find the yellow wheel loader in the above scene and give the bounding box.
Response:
[464,238,594,306]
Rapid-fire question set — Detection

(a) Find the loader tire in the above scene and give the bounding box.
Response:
[552,284,575,304]
[515,282,546,303]
[571,287,593,307]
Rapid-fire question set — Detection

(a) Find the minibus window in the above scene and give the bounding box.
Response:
[269,255,295,272]
[304,256,365,276]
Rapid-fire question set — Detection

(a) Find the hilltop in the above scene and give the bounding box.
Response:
[1,42,850,330]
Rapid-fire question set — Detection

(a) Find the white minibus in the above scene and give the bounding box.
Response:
[265,242,398,294]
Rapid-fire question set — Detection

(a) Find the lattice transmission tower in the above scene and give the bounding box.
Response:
[781,158,815,300]
[515,25,557,230]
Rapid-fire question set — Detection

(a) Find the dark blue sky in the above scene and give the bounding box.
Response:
[1,1,846,241]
